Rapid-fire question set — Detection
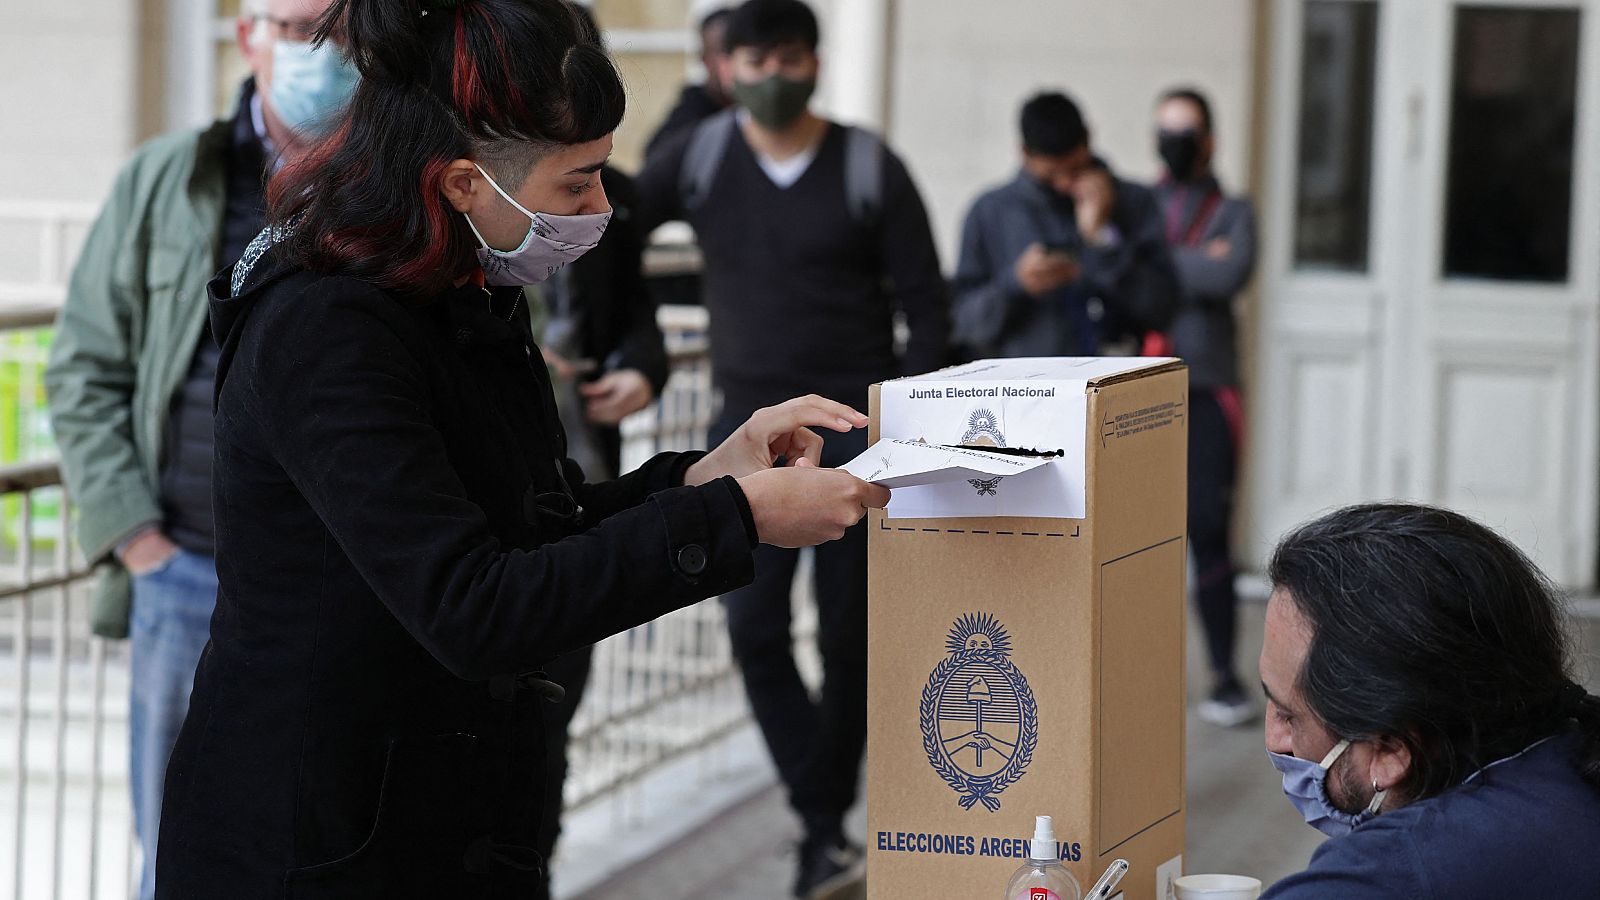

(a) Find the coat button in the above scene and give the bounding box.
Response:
[676,544,708,576]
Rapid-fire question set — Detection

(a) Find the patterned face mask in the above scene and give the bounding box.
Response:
[463,164,612,286]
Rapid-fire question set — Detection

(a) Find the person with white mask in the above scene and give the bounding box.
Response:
[151,2,886,896]
[1257,503,1600,898]
[45,3,351,897]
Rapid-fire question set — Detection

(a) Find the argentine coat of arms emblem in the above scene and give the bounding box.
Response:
[920,613,1039,812]
[960,409,1007,496]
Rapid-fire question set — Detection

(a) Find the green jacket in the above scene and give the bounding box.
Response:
[44,115,232,638]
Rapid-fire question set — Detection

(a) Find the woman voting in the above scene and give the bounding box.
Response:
[153,2,888,896]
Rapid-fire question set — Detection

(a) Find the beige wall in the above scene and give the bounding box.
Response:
[596,0,697,30]
[0,1,143,206]
[886,0,1260,266]
[612,51,695,173]
[593,0,699,172]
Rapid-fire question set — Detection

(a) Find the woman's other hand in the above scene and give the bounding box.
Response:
[737,461,890,548]
[684,395,868,486]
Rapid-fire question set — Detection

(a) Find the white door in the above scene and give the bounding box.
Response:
[1251,0,1600,586]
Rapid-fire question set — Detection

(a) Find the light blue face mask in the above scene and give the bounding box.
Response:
[1268,739,1387,838]
[268,40,359,137]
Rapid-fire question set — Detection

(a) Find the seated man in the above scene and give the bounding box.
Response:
[1259,503,1600,897]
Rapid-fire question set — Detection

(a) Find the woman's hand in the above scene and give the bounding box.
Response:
[684,395,869,486]
[737,460,891,548]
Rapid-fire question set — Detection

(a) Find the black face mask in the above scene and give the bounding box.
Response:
[1157,130,1202,179]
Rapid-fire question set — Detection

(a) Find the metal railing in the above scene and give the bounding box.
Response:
[1,462,134,900]
[0,200,97,311]
[1,197,126,897]
[564,339,756,811]
[0,292,810,897]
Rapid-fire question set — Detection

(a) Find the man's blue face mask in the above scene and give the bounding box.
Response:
[268,39,358,137]
[1268,739,1387,838]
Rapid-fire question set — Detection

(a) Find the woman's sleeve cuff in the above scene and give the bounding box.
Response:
[720,475,760,548]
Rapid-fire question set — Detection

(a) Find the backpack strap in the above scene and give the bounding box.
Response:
[678,109,739,215]
[681,113,886,225]
[843,125,885,226]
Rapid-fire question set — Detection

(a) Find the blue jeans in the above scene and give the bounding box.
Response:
[129,548,217,900]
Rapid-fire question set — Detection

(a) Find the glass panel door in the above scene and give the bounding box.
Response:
[1442,6,1581,282]
[1293,0,1382,271]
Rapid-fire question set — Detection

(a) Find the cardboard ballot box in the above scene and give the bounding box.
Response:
[864,358,1189,900]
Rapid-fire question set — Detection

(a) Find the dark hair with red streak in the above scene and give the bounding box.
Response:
[267,0,625,298]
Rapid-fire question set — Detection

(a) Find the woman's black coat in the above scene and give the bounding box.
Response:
[154,242,756,899]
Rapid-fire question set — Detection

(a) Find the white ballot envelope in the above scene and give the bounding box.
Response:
[839,438,1056,489]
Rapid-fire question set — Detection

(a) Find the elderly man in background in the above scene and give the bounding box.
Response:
[43,2,352,896]
[1259,503,1600,897]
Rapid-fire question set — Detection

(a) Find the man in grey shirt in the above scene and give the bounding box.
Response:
[1149,87,1258,728]
[952,91,1177,360]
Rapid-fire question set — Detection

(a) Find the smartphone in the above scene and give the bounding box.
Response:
[1043,243,1078,265]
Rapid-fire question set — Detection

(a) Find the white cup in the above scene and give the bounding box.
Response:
[1172,874,1263,900]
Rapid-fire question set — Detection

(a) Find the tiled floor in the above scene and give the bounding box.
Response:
[573,602,1600,899]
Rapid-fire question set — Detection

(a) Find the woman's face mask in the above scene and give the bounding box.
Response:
[1268,739,1386,838]
[463,164,612,286]
[1156,129,1201,180]
[268,40,359,137]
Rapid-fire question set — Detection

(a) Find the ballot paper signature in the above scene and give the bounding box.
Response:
[839,439,1056,489]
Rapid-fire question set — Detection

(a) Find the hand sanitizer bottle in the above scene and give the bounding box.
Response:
[1003,816,1082,900]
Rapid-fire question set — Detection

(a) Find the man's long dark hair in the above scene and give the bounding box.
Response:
[1269,503,1600,801]
[267,0,625,297]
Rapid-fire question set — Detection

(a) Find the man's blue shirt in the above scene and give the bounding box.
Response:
[1265,731,1600,899]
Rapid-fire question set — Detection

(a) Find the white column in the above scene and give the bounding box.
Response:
[819,0,892,130]
[165,0,218,131]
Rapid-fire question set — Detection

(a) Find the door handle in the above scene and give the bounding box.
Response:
[1406,91,1424,161]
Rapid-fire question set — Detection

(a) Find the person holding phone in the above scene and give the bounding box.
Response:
[952,91,1178,360]
[152,2,887,896]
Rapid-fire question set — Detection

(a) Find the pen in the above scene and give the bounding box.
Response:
[1083,858,1129,900]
